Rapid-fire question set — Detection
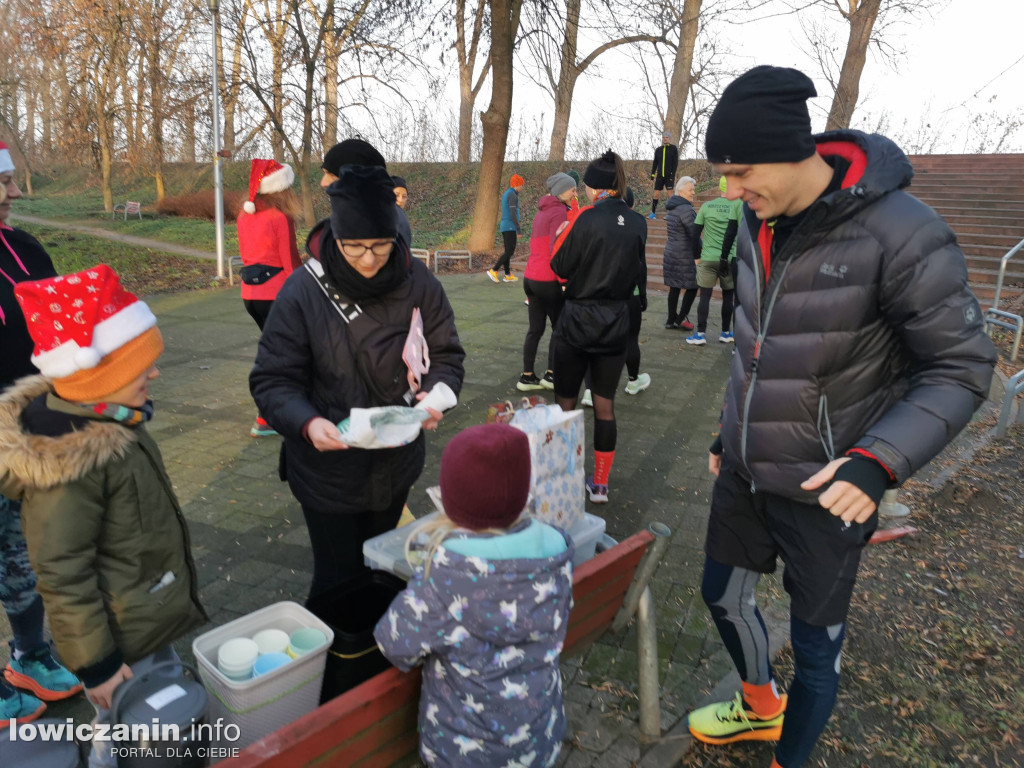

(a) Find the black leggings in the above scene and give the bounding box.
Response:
[244,299,274,331]
[300,495,407,601]
[522,279,564,373]
[667,287,697,324]
[697,287,736,333]
[493,231,517,274]
[626,295,642,379]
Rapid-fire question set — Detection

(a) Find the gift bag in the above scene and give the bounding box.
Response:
[510,405,585,529]
[486,395,549,424]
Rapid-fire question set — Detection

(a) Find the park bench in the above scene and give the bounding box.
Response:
[112,201,143,220]
[431,249,472,274]
[216,523,670,768]
[409,248,431,269]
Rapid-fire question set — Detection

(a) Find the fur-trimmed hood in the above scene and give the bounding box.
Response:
[0,375,135,497]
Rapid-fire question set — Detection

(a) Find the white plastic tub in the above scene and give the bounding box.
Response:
[192,601,333,750]
[363,512,607,578]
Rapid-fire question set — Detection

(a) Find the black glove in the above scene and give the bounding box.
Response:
[639,294,648,312]
[718,259,730,278]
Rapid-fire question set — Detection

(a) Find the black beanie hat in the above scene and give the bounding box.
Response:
[440,424,530,530]
[327,165,398,240]
[705,66,818,165]
[391,175,407,190]
[583,150,618,189]
[322,138,387,176]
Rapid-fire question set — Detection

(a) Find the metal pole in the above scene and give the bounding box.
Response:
[613,522,671,633]
[210,7,226,280]
[878,488,910,518]
[637,587,661,738]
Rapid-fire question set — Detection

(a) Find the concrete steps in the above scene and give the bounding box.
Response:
[642,154,1024,310]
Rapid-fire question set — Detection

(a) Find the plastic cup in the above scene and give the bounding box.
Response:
[252,628,290,656]
[252,652,291,677]
[287,627,327,658]
[217,637,259,681]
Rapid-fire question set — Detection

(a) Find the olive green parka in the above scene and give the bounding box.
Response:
[0,376,206,688]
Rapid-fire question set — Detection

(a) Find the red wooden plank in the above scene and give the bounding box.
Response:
[217,530,657,768]
[572,530,653,586]
[564,570,632,637]
[565,600,622,655]
[221,667,420,768]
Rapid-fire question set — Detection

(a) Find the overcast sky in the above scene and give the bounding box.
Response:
[428,0,1024,160]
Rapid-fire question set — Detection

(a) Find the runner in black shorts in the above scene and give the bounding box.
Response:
[684,65,996,768]
[648,131,678,220]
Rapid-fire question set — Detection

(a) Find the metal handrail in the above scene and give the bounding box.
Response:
[991,236,1024,309]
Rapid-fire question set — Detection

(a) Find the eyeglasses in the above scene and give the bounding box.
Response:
[340,240,394,258]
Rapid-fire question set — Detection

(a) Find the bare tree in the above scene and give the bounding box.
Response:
[453,0,492,163]
[806,0,947,131]
[522,0,663,161]
[466,0,522,252]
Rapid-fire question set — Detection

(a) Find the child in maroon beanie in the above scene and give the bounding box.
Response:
[375,423,574,767]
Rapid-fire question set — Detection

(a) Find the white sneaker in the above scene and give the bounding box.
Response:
[624,373,651,395]
[581,389,593,408]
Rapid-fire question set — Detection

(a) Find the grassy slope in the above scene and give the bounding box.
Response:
[17,158,714,254]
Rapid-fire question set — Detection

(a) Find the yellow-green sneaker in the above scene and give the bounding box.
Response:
[687,691,786,745]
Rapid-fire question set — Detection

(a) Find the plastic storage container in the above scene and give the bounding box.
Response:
[305,569,407,702]
[363,512,607,578]
[192,602,334,750]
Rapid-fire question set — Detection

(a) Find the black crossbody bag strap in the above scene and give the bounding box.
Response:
[304,260,364,323]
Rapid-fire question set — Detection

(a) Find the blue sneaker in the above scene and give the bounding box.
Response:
[719,331,735,343]
[647,212,656,220]
[0,679,46,727]
[686,331,707,346]
[5,643,83,701]
[586,475,609,503]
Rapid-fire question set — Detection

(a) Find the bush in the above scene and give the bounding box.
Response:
[157,189,246,221]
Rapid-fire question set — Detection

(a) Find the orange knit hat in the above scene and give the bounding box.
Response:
[510,174,525,187]
[14,264,164,401]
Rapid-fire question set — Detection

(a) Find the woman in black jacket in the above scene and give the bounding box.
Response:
[250,166,465,599]
[551,150,647,504]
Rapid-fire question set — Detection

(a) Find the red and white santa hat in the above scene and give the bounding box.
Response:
[0,141,14,175]
[243,158,295,214]
[14,264,164,400]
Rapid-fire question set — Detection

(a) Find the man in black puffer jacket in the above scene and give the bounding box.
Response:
[685,67,997,768]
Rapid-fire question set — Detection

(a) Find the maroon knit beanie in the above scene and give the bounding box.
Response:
[440,424,531,530]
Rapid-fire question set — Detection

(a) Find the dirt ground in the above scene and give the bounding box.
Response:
[681,409,1024,768]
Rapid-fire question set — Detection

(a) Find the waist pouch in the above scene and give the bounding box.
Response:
[556,299,629,354]
[239,264,284,285]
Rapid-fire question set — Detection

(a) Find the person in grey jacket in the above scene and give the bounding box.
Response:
[375,424,573,768]
[662,176,700,330]
[686,67,997,768]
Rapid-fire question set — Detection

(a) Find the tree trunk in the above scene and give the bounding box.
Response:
[270,0,285,163]
[467,0,519,252]
[150,44,166,202]
[100,118,114,213]
[455,0,489,163]
[546,0,581,162]
[41,60,52,155]
[323,0,339,153]
[457,78,475,163]
[182,101,197,163]
[665,0,702,140]
[826,0,882,131]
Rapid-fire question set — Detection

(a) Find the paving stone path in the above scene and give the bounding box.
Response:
[3,275,779,766]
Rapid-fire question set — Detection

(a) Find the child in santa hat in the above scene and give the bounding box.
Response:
[0,264,206,767]
[236,158,303,438]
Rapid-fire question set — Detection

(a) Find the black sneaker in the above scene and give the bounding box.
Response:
[540,371,555,390]
[517,373,545,391]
